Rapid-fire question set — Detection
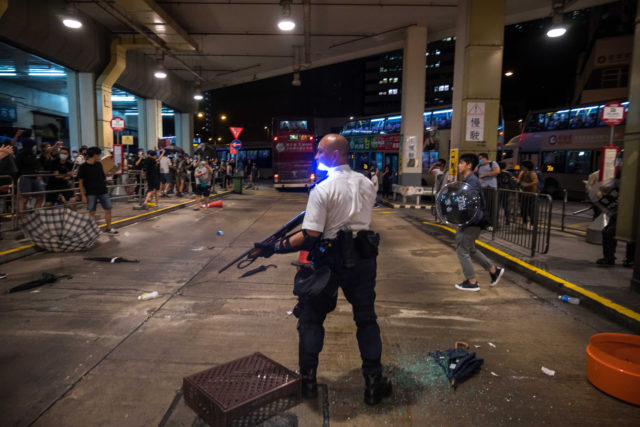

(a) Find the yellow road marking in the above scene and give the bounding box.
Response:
[422,220,640,323]
[550,225,586,235]
[0,243,35,256]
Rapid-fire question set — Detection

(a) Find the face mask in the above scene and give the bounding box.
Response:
[138,152,143,156]
[59,154,68,161]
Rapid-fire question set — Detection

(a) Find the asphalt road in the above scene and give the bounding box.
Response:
[0,189,637,426]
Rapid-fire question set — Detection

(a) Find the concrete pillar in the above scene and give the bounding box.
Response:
[137,98,146,151]
[175,113,193,153]
[617,0,640,292]
[143,99,162,150]
[399,26,427,186]
[450,0,505,161]
[67,71,97,150]
[95,39,149,149]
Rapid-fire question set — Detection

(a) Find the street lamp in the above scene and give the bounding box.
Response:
[504,70,514,77]
[197,112,204,118]
[220,114,227,121]
[217,137,222,141]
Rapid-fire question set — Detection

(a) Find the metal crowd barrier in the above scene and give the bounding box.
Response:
[483,188,553,257]
[0,175,15,232]
[11,170,149,230]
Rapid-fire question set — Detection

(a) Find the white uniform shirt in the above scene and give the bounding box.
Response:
[302,164,376,239]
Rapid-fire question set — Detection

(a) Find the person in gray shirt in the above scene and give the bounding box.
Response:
[476,153,500,189]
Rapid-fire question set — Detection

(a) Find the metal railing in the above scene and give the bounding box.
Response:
[10,170,149,229]
[484,188,553,256]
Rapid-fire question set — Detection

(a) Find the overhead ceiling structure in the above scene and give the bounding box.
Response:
[75,0,618,91]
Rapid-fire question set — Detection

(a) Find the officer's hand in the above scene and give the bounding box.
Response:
[249,241,276,259]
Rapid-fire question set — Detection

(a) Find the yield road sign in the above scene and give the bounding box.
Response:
[229,127,244,139]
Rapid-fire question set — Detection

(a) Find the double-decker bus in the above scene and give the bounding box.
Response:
[271,118,316,188]
[502,100,629,198]
[340,106,504,184]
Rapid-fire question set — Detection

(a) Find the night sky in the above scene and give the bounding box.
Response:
[203,0,636,144]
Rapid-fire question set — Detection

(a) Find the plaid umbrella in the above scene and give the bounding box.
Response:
[21,208,101,252]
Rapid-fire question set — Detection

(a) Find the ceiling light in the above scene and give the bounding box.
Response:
[154,65,167,79]
[154,53,167,79]
[193,80,204,100]
[278,0,295,31]
[63,18,82,29]
[547,12,566,38]
[62,5,83,29]
[278,19,295,31]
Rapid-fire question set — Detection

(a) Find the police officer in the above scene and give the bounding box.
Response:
[250,134,392,406]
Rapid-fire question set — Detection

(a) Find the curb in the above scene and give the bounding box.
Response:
[417,219,640,333]
[0,190,232,265]
[382,200,432,209]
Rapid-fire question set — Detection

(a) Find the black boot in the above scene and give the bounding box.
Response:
[364,373,392,406]
[301,367,318,399]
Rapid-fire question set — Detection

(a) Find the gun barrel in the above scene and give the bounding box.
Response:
[217,210,306,274]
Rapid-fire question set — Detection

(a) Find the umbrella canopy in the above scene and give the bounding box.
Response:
[21,208,101,252]
[194,143,216,157]
[163,145,184,153]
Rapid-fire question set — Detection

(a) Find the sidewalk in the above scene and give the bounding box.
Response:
[406,205,640,332]
[0,189,232,265]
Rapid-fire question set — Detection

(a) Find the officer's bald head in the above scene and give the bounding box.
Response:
[317,134,349,166]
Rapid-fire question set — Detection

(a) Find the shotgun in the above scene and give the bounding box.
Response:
[218,210,306,273]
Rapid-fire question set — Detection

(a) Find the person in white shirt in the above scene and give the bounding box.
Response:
[250,134,391,406]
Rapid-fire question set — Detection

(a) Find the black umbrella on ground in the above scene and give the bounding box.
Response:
[8,273,72,293]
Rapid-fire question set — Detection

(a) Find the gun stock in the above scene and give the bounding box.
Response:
[218,211,306,273]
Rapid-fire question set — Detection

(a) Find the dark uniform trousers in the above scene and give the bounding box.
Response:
[297,249,382,377]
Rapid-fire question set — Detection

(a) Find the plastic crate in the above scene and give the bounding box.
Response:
[183,352,301,426]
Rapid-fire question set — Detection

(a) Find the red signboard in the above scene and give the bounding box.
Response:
[110,116,125,132]
[376,135,401,151]
[600,101,626,127]
[229,127,244,139]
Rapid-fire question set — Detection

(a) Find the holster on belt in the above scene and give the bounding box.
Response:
[355,230,380,258]
[336,229,356,268]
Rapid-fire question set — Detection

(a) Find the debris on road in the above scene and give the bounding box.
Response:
[138,291,160,300]
[541,366,556,376]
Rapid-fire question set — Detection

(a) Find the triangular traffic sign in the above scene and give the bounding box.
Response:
[229,127,244,139]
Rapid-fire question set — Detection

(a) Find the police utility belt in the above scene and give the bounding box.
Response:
[294,229,380,300]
